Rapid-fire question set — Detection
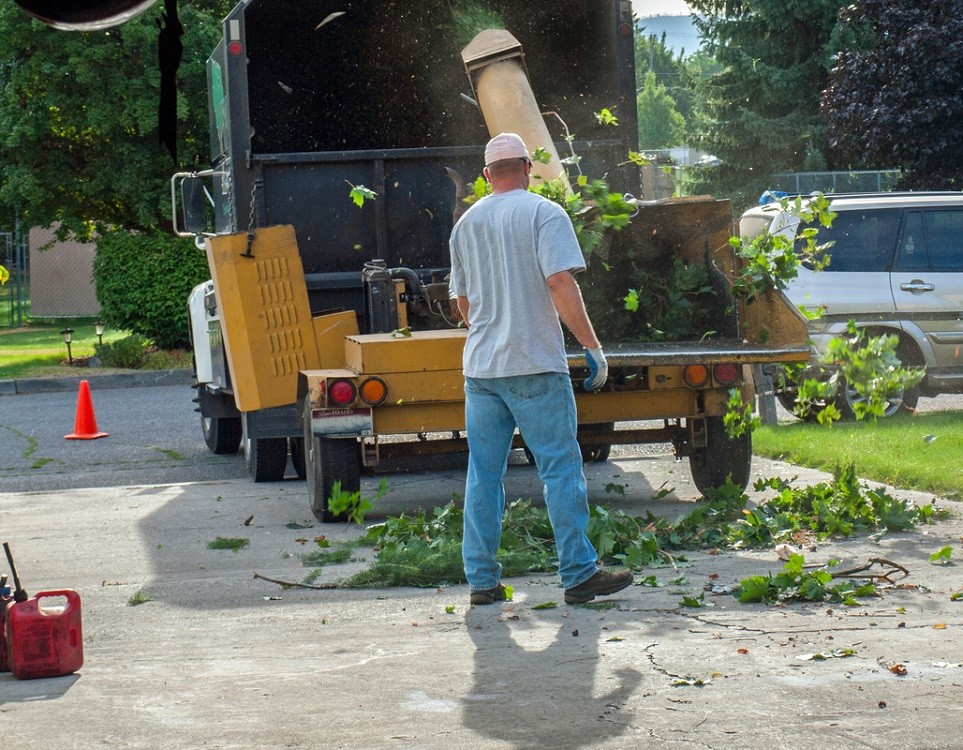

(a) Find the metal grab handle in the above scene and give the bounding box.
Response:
[899,280,935,293]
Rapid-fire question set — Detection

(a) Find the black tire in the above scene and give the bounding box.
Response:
[779,392,835,423]
[688,416,752,496]
[522,444,610,466]
[242,416,288,482]
[303,396,361,522]
[201,415,242,454]
[290,436,306,480]
[836,341,921,420]
[578,423,614,463]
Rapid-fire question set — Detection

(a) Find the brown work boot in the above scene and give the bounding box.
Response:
[470,583,508,606]
[564,569,633,604]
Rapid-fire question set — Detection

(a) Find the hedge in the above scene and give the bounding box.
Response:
[93,230,209,349]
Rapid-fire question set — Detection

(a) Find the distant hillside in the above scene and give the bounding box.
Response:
[637,14,701,57]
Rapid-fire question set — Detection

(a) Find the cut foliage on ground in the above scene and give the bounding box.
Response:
[278,462,946,598]
[753,411,963,500]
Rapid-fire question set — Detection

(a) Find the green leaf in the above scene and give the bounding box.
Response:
[348,183,377,208]
[532,601,558,610]
[930,546,953,564]
[594,108,619,126]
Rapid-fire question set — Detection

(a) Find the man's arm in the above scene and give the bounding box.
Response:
[456,295,470,327]
[546,271,599,349]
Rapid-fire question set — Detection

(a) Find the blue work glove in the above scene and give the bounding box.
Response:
[583,347,608,392]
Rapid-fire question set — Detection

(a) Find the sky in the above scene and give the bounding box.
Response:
[633,0,692,17]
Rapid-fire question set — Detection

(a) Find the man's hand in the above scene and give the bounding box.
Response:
[583,347,608,392]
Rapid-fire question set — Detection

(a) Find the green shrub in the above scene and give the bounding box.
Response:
[93,230,208,348]
[95,334,150,369]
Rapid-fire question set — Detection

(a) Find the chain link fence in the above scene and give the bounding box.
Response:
[1,224,29,328]
[770,170,902,195]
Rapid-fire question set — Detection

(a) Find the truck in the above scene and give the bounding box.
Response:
[172,0,812,522]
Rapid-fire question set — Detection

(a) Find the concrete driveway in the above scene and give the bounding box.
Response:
[2,437,961,749]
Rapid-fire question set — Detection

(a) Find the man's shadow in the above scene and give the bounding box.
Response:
[463,603,641,749]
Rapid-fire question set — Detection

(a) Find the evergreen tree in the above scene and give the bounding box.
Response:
[686,0,844,208]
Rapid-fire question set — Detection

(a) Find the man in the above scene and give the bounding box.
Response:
[449,132,633,606]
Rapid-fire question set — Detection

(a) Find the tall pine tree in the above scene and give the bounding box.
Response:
[687,0,844,208]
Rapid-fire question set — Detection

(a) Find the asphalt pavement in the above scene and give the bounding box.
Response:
[1,375,962,748]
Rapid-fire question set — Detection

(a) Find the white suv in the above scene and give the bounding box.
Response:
[740,192,963,416]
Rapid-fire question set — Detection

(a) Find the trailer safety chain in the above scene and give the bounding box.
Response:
[242,179,258,258]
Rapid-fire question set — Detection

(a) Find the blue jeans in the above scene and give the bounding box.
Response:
[462,372,599,590]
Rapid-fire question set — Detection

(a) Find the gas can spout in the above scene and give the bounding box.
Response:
[3,542,28,603]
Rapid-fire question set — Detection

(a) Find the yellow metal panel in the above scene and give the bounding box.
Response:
[741,286,811,353]
[312,311,359,370]
[648,366,684,390]
[345,329,466,373]
[381,371,464,404]
[575,390,699,422]
[373,401,466,434]
[205,225,320,412]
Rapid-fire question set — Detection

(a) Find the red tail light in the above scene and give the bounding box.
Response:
[713,364,740,386]
[328,379,357,406]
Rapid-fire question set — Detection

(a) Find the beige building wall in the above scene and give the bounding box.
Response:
[29,227,100,317]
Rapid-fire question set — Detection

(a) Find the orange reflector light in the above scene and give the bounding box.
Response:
[713,363,740,386]
[359,377,388,406]
[328,379,357,406]
[682,364,710,388]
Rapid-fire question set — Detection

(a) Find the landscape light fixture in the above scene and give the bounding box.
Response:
[94,319,105,345]
[60,327,74,365]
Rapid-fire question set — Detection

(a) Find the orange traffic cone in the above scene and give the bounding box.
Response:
[65,380,108,440]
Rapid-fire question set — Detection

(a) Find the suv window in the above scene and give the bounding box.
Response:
[922,210,963,272]
[798,208,901,272]
[896,210,963,271]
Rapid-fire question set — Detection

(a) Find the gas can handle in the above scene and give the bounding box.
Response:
[35,590,81,606]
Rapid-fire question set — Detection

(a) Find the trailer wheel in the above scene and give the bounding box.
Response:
[289,436,306,480]
[303,396,361,522]
[688,416,752,496]
[201,415,242,455]
[242,415,288,482]
[578,423,614,463]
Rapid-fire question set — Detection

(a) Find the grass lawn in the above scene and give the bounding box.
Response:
[753,411,963,500]
[0,320,190,379]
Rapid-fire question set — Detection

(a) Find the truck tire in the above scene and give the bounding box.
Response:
[289,436,306,480]
[303,396,361,522]
[201,415,242,455]
[578,423,614,463]
[688,416,752,496]
[242,415,288,482]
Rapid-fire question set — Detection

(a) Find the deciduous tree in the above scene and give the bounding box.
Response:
[636,70,686,149]
[0,2,232,235]
[822,0,963,189]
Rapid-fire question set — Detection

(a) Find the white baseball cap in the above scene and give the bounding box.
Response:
[484,132,531,166]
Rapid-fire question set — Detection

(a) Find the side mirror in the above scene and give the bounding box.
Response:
[14,0,157,31]
[182,177,209,235]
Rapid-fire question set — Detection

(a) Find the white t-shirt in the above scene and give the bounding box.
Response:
[449,189,585,378]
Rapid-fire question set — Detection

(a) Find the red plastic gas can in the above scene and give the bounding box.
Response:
[6,590,84,680]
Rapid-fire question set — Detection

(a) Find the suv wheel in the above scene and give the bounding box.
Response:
[836,340,922,419]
